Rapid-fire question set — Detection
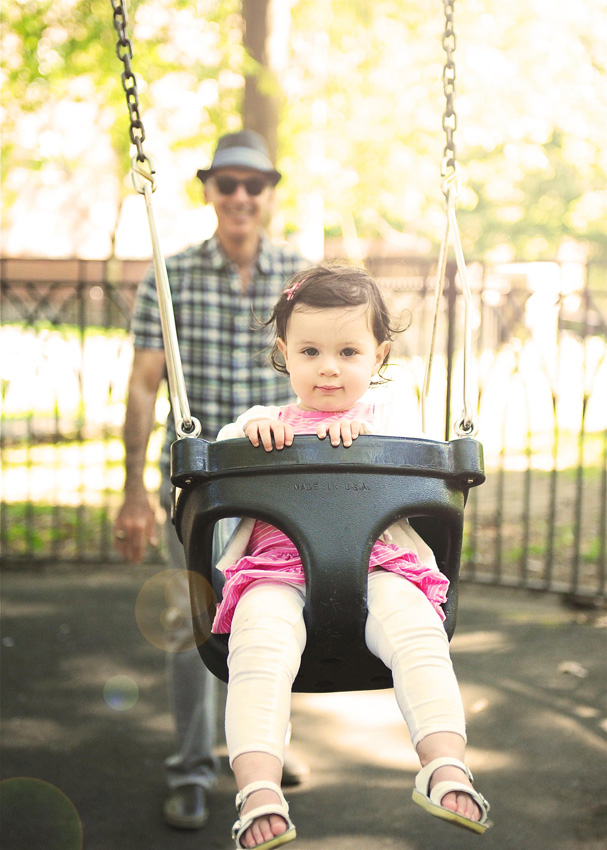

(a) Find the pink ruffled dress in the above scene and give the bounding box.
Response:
[212,402,449,633]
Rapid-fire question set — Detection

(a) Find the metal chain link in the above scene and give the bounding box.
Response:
[441,0,457,181]
[110,0,149,167]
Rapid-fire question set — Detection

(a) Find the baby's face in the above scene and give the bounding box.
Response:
[277,304,389,412]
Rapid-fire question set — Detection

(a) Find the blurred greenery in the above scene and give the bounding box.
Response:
[1,0,241,223]
[1,501,164,560]
[1,0,605,258]
[2,502,110,555]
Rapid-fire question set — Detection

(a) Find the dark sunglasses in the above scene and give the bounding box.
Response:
[213,175,269,196]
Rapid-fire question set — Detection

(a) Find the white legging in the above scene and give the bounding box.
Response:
[225,570,466,766]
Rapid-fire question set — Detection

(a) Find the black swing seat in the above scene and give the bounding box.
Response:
[171,434,485,693]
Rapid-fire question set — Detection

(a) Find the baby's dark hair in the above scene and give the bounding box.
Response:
[266,262,407,380]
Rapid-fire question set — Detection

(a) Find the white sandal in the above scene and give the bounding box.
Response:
[412,757,492,834]
[232,780,297,850]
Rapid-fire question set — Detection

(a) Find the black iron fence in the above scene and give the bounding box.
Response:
[1,255,606,601]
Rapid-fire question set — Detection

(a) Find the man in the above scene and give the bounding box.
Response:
[114,130,309,830]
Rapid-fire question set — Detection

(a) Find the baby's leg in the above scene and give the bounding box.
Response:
[365,571,482,822]
[226,581,306,847]
[366,570,465,744]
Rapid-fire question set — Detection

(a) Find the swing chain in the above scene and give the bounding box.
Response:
[109,0,200,439]
[422,0,478,438]
[110,0,152,174]
[441,0,457,183]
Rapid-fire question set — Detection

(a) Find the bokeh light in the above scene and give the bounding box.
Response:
[135,569,216,652]
[102,675,139,711]
[0,778,82,850]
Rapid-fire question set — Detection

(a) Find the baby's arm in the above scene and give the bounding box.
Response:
[316,419,371,447]
[244,418,294,452]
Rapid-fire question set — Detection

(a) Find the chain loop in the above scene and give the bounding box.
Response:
[131,154,156,195]
[441,0,457,182]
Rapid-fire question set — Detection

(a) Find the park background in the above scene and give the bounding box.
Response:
[1,3,607,849]
[1,0,605,599]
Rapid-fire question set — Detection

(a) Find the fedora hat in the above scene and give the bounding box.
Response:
[196,130,281,184]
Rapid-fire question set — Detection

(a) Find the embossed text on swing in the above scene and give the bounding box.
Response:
[293,480,371,492]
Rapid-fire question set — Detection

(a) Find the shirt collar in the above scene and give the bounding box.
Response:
[203,233,229,270]
[256,234,273,274]
[203,232,271,273]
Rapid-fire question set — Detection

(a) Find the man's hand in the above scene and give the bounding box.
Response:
[316,419,371,447]
[116,348,165,563]
[244,418,294,452]
[113,491,157,563]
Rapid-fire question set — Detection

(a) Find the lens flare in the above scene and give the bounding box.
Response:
[134,569,216,652]
[103,675,139,711]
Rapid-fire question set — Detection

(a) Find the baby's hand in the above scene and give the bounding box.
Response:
[244,418,294,452]
[316,419,371,447]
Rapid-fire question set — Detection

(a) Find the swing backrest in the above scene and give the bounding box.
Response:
[171,434,484,693]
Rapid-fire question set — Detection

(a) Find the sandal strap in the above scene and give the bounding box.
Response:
[415,757,473,794]
[235,780,287,814]
[232,786,294,847]
[428,779,490,820]
[233,802,292,835]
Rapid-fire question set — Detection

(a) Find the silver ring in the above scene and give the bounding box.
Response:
[114,530,127,540]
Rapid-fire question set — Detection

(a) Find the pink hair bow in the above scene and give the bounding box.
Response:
[284,280,302,301]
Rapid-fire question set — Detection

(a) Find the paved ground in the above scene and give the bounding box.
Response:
[1,564,606,850]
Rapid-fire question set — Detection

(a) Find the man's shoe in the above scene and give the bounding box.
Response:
[163,784,210,830]
[281,752,310,787]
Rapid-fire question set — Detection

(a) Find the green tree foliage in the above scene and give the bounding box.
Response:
[1,0,605,259]
[462,130,607,258]
[283,0,606,258]
[1,0,243,222]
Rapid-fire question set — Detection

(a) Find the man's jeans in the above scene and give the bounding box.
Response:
[161,481,234,790]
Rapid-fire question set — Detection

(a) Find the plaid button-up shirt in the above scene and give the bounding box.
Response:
[131,233,308,475]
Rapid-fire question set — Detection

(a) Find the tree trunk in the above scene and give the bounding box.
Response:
[242,0,291,166]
